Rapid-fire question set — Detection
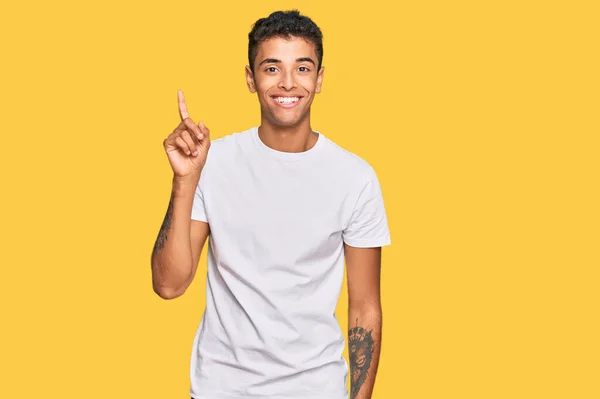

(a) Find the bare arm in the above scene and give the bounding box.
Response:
[151,175,210,299]
[151,90,211,300]
[345,244,383,399]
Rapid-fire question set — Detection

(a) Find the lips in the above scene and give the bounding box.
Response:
[271,96,303,108]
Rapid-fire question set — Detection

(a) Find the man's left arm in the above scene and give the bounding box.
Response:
[345,244,383,399]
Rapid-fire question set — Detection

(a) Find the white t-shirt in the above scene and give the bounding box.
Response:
[189,126,391,399]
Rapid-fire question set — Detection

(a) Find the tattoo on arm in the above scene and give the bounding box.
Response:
[349,318,375,399]
[152,191,175,255]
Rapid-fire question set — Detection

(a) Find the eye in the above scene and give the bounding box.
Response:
[298,66,310,72]
[266,67,278,73]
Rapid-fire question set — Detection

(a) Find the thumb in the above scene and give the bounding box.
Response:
[198,121,211,141]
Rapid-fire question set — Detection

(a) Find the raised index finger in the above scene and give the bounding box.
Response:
[178,90,189,120]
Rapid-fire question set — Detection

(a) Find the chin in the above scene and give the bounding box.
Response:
[261,105,309,127]
[265,112,301,127]
[275,111,310,126]
[275,117,301,126]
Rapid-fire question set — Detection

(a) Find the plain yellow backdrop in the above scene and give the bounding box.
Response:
[1,0,598,398]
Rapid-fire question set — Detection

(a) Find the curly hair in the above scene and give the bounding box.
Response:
[248,10,323,74]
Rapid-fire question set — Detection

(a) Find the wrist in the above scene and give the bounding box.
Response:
[172,173,200,197]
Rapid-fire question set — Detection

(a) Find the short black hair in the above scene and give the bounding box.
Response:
[248,10,323,74]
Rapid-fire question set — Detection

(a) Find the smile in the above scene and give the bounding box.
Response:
[272,96,302,108]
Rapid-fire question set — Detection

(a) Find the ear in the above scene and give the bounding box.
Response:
[245,65,256,93]
[315,66,325,94]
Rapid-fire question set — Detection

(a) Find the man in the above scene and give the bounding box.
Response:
[151,10,391,399]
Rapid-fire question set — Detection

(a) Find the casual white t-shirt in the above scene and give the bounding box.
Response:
[189,126,391,399]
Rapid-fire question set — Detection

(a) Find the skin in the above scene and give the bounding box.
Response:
[345,244,383,399]
[151,35,383,399]
[245,36,324,153]
[150,91,211,299]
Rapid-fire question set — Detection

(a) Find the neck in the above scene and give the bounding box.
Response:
[258,116,318,153]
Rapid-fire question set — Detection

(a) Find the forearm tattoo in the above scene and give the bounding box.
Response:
[349,318,375,399]
[153,191,175,254]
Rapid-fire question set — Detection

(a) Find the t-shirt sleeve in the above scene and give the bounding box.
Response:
[191,180,208,223]
[342,168,391,248]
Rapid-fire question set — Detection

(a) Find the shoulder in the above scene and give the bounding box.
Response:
[204,126,254,163]
[319,134,378,183]
[197,127,254,188]
[207,126,254,152]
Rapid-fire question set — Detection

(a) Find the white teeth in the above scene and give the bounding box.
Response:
[275,97,299,104]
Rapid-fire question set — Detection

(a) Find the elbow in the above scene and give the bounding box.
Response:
[152,270,188,300]
[153,284,185,300]
[150,259,192,300]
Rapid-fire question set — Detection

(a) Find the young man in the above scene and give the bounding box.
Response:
[151,10,391,399]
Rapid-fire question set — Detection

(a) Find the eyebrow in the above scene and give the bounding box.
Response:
[258,57,316,66]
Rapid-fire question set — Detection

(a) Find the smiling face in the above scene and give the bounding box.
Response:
[246,35,324,128]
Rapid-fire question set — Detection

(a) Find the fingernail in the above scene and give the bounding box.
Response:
[193,151,198,156]
[198,134,204,140]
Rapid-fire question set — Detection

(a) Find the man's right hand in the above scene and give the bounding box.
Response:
[163,90,211,178]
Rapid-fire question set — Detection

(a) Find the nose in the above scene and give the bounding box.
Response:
[278,69,296,90]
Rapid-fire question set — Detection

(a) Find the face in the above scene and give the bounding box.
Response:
[246,36,324,128]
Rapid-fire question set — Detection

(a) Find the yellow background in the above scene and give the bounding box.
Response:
[1,0,598,398]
